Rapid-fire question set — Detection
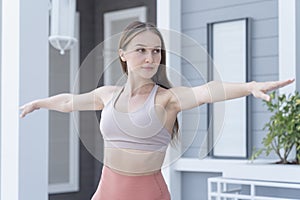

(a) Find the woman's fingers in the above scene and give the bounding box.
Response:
[253,90,270,101]
[264,78,294,93]
[277,78,295,88]
[19,103,33,118]
[261,93,270,101]
[20,113,25,118]
[20,108,28,118]
[19,105,25,118]
[255,78,295,101]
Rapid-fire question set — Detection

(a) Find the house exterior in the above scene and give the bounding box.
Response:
[0,0,299,200]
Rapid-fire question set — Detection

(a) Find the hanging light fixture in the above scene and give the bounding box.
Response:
[49,0,77,55]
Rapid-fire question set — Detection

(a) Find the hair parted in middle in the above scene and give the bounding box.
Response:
[118,21,179,140]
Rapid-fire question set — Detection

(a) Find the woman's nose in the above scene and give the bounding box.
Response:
[145,52,153,63]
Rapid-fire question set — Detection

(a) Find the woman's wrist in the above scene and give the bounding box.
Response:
[247,81,256,96]
[32,100,40,110]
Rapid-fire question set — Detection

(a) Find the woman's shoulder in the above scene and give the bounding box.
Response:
[156,85,182,112]
[156,85,179,98]
[156,86,177,105]
[93,85,123,105]
[156,85,170,96]
[94,85,122,94]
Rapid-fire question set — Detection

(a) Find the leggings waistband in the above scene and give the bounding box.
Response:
[92,166,171,200]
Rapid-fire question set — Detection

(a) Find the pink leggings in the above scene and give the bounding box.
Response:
[92,166,171,200]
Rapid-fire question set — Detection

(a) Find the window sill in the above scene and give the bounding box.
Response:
[174,158,300,183]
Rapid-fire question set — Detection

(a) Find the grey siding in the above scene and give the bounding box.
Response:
[182,172,222,200]
[180,0,292,199]
[49,48,71,185]
[181,0,279,159]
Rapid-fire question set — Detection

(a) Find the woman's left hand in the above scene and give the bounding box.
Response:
[250,78,295,101]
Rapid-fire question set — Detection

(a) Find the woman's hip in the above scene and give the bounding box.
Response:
[92,166,171,200]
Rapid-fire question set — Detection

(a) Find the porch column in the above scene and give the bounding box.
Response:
[1,0,49,199]
[297,0,300,91]
[278,0,297,94]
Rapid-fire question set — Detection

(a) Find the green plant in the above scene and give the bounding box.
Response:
[251,91,300,164]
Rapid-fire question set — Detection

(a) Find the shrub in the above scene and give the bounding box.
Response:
[251,91,300,164]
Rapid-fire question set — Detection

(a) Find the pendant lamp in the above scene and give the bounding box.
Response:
[49,0,77,55]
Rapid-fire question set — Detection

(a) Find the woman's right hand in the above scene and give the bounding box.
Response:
[19,101,40,118]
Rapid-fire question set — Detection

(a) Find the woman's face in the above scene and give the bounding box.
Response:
[119,30,162,79]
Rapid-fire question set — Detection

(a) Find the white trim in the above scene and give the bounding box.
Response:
[68,12,80,193]
[0,0,2,196]
[157,1,181,200]
[208,177,300,200]
[211,19,248,158]
[157,1,170,28]
[48,12,80,194]
[48,183,79,194]
[104,6,146,23]
[0,0,20,199]
[157,0,181,87]
[103,6,146,85]
[175,158,300,183]
[278,0,296,94]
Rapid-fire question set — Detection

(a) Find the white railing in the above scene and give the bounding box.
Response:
[208,177,300,200]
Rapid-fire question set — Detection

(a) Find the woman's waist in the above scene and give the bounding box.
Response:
[103,138,169,152]
[105,166,162,176]
[104,147,166,176]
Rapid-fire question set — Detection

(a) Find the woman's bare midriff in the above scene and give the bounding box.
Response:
[104,147,166,176]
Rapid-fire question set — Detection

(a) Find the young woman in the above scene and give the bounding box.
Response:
[20,21,294,200]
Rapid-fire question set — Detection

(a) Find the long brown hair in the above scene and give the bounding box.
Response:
[118,21,179,140]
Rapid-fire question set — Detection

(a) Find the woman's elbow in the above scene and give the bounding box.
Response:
[63,100,73,113]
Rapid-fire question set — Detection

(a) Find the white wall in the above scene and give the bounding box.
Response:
[1,0,49,199]
[297,0,300,91]
[279,0,297,94]
[157,1,182,200]
[0,0,2,197]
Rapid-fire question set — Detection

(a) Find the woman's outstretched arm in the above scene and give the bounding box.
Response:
[168,78,295,112]
[196,79,295,103]
[19,86,116,118]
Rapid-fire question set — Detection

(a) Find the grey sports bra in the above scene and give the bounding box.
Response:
[100,84,172,152]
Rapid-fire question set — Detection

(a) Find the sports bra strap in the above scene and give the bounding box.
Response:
[146,84,158,109]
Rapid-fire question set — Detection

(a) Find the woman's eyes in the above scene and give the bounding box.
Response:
[136,48,146,53]
[136,48,161,54]
[153,49,161,54]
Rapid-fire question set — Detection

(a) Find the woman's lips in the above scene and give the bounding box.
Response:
[142,66,154,70]
[143,67,153,69]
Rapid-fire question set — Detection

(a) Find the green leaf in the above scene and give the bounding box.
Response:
[258,91,300,163]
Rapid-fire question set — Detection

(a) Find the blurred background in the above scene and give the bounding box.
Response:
[1,0,299,200]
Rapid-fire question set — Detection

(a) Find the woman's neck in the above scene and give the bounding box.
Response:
[123,77,155,96]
